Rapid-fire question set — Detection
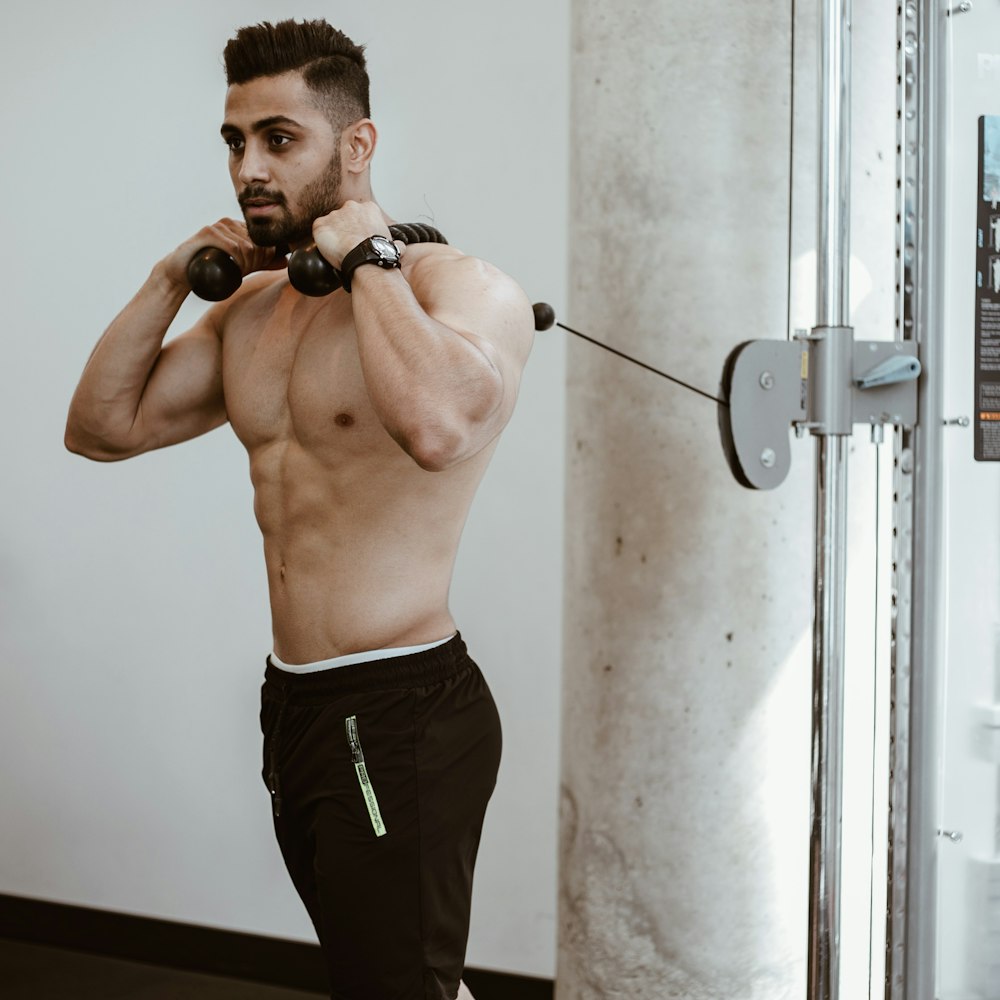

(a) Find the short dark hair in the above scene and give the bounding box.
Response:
[223,19,370,129]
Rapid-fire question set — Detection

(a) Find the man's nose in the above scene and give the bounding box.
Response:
[238,144,270,185]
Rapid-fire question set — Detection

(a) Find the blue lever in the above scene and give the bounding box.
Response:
[855,354,922,390]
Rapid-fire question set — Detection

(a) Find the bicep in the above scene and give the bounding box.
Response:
[420,259,535,421]
[129,315,228,454]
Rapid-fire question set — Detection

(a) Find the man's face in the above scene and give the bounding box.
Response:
[221,71,342,248]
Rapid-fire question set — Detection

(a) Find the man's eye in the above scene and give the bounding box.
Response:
[269,134,292,148]
[225,136,244,153]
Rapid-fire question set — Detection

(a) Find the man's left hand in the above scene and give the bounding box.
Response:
[312,200,392,270]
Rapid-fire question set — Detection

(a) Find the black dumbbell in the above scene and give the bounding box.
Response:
[186,244,337,299]
[187,244,289,302]
[187,247,243,302]
[286,246,344,297]
[188,223,450,301]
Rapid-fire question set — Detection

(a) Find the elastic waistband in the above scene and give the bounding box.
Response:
[269,633,454,673]
[262,632,471,704]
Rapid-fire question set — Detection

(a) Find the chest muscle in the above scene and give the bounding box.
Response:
[221,293,383,458]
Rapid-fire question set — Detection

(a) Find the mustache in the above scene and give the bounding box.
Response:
[238,187,286,208]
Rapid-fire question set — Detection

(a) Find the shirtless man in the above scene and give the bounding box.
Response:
[64,19,533,1000]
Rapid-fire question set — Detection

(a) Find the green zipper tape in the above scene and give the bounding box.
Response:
[345,715,387,838]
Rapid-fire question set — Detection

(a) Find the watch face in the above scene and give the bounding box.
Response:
[371,236,399,262]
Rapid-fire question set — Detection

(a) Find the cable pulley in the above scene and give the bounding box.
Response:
[530,303,922,492]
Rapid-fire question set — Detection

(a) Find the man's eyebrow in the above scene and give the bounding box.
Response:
[220,115,306,137]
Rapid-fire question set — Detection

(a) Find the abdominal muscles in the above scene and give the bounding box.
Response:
[249,435,485,663]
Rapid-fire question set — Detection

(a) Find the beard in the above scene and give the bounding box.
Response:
[240,153,342,247]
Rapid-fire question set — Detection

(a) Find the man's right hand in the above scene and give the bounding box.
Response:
[160,218,287,292]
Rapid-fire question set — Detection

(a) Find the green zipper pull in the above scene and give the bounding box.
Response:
[345,716,387,838]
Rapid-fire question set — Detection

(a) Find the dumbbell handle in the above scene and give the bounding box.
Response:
[288,222,450,297]
[188,232,554,333]
[188,223,449,301]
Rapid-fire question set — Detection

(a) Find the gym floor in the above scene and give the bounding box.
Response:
[0,937,325,1000]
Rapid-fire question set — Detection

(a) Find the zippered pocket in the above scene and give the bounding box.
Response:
[345,715,387,837]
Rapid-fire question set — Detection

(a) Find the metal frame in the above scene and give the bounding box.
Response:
[889,2,948,998]
[806,0,950,995]
[807,4,852,998]
[885,3,919,995]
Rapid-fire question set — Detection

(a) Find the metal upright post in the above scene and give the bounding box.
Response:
[808,2,852,999]
[903,2,947,996]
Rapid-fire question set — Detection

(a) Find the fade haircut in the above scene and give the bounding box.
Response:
[223,19,370,131]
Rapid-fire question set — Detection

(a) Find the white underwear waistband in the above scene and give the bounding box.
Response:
[269,633,456,674]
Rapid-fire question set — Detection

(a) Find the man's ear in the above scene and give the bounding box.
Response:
[343,119,377,174]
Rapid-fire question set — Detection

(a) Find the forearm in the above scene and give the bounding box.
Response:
[350,267,503,469]
[66,263,190,454]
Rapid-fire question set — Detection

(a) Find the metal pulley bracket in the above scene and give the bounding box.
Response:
[719,330,921,490]
[719,340,808,490]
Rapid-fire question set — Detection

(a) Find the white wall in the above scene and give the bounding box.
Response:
[0,0,567,980]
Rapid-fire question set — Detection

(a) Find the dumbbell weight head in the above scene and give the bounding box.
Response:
[187,243,290,301]
[188,244,343,300]
[187,247,243,302]
[286,248,343,296]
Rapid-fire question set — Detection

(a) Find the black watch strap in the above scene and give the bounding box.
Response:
[340,235,401,293]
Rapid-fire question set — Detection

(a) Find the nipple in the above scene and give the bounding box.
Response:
[335,413,355,428]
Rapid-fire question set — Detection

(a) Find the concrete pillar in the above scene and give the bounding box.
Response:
[559,3,814,997]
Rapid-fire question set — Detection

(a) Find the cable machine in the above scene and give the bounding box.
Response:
[538,2,955,993]
[720,1,948,997]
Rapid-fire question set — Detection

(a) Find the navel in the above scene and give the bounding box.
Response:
[335,412,356,428]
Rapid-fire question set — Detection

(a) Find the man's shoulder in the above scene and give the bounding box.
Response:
[406,244,526,307]
[405,245,534,361]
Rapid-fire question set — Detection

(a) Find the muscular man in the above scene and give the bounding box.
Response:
[65,19,534,1000]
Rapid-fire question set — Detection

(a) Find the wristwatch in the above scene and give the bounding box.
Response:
[339,235,402,293]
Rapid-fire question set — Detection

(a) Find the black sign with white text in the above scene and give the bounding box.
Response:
[975,116,1000,460]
